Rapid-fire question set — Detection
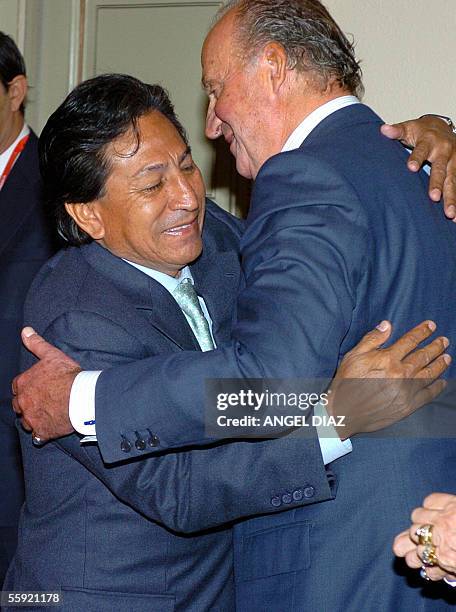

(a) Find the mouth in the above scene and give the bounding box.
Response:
[163,216,199,237]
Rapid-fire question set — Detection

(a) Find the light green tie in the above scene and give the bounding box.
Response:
[173,278,215,351]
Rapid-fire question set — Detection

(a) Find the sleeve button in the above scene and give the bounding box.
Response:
[271,496,282,507]
[148,434,160,447]
[303,485,315,498]
[120,438,132,453]
[292,488,304,501]
[282,493,293,505]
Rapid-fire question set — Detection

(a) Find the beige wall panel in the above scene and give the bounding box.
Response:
[326,0,456,121]
[0,0,19,40]
[24,0,77,133]
[82,0,242,213]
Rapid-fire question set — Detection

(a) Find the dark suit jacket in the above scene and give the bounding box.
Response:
[5,200,333,611]
[91,105,456,610]
[232,105,456,610]
[0,130,55,583]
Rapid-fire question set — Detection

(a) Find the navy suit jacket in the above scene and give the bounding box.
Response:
[232,105,456,610]
[5,200,333,611]
[0,131,56,584]
[91,105,456,610]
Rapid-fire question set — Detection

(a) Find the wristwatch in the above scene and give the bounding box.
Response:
[420,114,456,135]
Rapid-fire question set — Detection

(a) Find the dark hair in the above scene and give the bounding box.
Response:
[0,31,27,114]
[39,73,188,245]
[217,0,363,96]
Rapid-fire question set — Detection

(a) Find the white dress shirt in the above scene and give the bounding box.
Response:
[0,123,30,184]
[71,96,360,462]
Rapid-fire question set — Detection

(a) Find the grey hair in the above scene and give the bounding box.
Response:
[213,0,363,97]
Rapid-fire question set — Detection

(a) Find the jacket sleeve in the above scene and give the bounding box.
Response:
[43,311,334,534]
[95,153,369,463]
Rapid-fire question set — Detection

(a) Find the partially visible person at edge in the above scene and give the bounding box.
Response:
[0,31,56,585]
[394,494,456,587]
[4,74,448,610]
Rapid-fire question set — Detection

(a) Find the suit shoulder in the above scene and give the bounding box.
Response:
[252,148,367,228]
[25,247,128,332]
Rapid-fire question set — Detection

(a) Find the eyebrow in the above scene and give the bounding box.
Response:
[133,146,192,178]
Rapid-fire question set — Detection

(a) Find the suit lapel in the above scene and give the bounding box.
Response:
[0,131,42,256]
[80,242,200,352]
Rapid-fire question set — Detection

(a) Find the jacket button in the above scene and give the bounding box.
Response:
[282,493,293,505]
[292,488,304,501]
[148,434,160,447]
[120,438,132,453]
[271,496,282,507]
[135,438,146,451]
[303,486,315,498]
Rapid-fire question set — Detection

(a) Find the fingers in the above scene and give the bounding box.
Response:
[442,160,456,220]
[381,122,410,145]
[413,379,447,411]
[407,141,431,172]
[411,507,438,525]
[21,327,60,360]
[348,320,392,355]
[393,530,416,556]
[404,548,422,569]
[414,353,451,381]
[423,493,456,510]
[388,320,436,360]
[403,335,449,373]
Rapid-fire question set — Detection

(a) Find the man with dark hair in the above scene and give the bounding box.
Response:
[5,73,438,609]
[0,31,55,584]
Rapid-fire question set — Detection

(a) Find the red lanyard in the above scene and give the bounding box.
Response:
[0,134,29,190]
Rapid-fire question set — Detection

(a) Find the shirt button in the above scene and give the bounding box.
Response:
[282,493,293,505]
[303,486,315,499]
[271,496,282,507]
[292,488,304,501]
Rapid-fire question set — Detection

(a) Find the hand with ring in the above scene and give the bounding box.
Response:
[393,494,456,583]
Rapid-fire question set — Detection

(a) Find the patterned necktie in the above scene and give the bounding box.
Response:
[173,278,215,351]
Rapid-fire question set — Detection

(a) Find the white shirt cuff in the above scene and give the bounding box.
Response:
[69,370,101,438]
[314,401,352,465]
[444,578,456,587]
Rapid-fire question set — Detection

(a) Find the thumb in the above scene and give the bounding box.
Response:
[381,122,406,141]
[350,320,393,355]
[21,327,58,359]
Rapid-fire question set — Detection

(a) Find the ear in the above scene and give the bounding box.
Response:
[65,202,105,240]
[262,42,288,94]
[7,75,27,113]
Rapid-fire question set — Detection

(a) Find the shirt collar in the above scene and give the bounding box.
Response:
[0,122,30,177]
[281,96,359,152]
[122,259,194,295]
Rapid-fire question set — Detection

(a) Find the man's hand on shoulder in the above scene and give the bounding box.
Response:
[327,320,450,439]
[381,115,456,220]
[12,327,82,442]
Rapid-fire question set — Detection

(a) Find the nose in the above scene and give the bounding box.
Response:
[169,174,199,212]
[205,100,222,140]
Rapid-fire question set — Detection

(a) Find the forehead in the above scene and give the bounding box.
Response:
[108,110,186,162]
[201,11,239,85]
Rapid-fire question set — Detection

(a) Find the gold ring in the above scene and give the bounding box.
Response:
[421,544,438,566]
[415,524,434,546]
